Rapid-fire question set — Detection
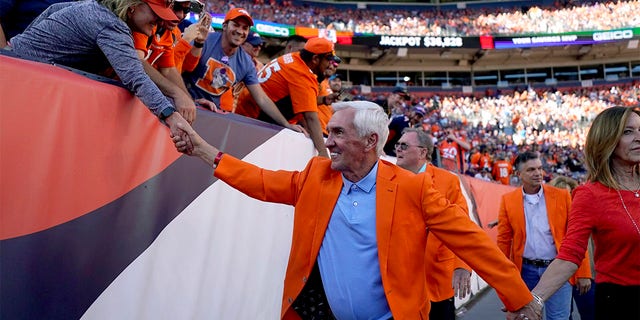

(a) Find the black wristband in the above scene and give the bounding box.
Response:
[193,41,204,48]
[159,107,176,120]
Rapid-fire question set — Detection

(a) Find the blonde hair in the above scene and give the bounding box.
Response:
[549,175,578,192]
[584,106,640,188]
[98,0,144,21]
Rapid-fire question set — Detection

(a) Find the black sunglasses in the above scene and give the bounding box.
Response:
[395,142,425,151]
[173,4,191,14]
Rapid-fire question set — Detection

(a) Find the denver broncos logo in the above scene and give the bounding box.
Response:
[195,58,237,96]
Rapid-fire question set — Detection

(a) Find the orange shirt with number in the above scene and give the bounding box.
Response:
[235,52,319,123]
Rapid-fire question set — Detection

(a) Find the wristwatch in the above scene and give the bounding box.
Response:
[159,107,176,120]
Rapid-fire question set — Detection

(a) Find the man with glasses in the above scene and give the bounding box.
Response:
[395,128,472,320]
[234,37,338,157]
[241,31,264,70]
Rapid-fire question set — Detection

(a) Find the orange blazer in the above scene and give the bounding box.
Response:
[497,185,592,283]
[424,165,471,302]
[215,155,533,319]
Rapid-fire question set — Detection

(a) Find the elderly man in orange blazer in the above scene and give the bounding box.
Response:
[498,151,591,320]
[173,101,540,319]
[395,128,471,320]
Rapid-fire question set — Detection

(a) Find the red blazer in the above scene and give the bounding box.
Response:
[215,155,533,319]
[497,185,592,283]
[424,165,471,302]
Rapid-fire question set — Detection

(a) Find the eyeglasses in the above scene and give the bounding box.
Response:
[173,4,190,14]
[395,142,425,150]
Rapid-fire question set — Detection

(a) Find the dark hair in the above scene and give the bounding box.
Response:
[514,151,539,171]
[299,49,314,63]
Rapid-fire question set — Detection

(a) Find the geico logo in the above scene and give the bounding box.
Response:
[593,30,633,41]
[256,24,290,36]
[211,17,225,25]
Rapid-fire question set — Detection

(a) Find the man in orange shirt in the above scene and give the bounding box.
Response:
[172,101,539,319]
[438,129,471,174]
[133,0,209,73]
[395,128,472,320]
[317,58,342,136]
[492,152,514,185]
[236,37,337,157]
[131,0,207,123]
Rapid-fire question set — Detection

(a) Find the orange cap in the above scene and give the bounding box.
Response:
[304,37,335,56]
[224,8,254,26]
[143,0,179,21]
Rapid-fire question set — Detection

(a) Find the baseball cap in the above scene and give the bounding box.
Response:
[304,37,335,56]
[224,8,254,26]
[411,106,426,117]
[392,86,410,100]
[142,0,179,21]
[246,31,263,46]
[329,74,341,81]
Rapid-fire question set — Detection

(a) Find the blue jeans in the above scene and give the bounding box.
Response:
[521,262,572,320]
[570,279,595,320]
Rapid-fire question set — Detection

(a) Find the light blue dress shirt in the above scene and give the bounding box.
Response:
[522,187,557,260]
[317,162,392,320]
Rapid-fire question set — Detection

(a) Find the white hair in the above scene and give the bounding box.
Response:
[332,101,389,156]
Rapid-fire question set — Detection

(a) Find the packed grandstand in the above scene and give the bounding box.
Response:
[4,0,638,185]
[204,0,640,36]
[1,0,639,319]
[191,0,639,184]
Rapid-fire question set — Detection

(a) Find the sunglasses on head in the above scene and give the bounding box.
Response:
[395,142,425,151]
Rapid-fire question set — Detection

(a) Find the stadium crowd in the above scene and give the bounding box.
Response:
[3,0,640,318]
[373,83,640,184]
[203,0,640,36]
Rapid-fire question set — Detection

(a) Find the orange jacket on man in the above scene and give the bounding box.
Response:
[215,155,533,319]
[497,185,592,283]
[424,165,471,302]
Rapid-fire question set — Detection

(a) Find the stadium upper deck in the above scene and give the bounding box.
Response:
[202,0,639,89]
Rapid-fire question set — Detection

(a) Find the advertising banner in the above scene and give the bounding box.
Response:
[494,27,639,49]
[208,13,294,38]
[351,35,484,48]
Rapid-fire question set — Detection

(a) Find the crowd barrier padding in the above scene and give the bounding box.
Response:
[0,54,516,319]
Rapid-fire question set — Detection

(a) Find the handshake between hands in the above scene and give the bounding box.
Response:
[169,119,221,169]
[505,296,543,320]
